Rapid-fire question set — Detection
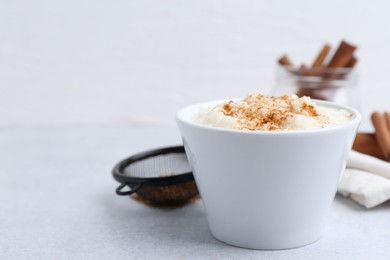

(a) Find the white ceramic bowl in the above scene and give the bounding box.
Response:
[176,99,361,250]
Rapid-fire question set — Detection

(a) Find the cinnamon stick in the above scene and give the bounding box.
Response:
[311,44,331,68]
[385,112,390,130]
[299,64,311,76]
[327,41,357,68]
[278,55,293,67]
[371,112,390,161]
[345,56,358,68]
[353,133,385,160]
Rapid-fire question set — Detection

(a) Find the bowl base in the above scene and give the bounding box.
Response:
[209,224,325,250]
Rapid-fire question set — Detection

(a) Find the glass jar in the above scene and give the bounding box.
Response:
[272,65,360,112]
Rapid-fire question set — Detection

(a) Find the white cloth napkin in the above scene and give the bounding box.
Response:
[338,150,390,208]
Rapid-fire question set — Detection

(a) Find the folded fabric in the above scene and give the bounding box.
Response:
[337,150,390,208]
[347,150,390,179]
[338,168,390,208]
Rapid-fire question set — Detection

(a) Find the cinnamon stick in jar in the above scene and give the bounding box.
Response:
[278,55,293,67]
[311,43,331,68]
[345,56,358,68]
[371,112,390,161]
[327,41,357,68]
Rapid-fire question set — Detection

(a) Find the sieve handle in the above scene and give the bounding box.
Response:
[115,183,142,196]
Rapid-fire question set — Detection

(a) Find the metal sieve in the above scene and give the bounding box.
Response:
[112,146,200,208]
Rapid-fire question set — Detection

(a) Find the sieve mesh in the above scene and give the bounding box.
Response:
[123,153,191,178]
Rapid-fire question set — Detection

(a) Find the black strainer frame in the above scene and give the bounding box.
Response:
[112,146,194,196]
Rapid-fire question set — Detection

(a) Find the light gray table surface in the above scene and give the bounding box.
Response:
[1,126,389,260]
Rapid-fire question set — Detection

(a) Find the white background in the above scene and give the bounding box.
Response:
[1,0,390,128]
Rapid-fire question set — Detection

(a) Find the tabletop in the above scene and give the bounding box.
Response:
[1,125,389,260]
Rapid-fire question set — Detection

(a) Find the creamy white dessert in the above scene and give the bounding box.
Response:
[194,93,352,131]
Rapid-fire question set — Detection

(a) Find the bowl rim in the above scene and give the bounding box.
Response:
[176,98,361,136]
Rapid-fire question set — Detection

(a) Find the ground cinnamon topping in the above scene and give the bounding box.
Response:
[219,94,321,131]
[194,93,352,131]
